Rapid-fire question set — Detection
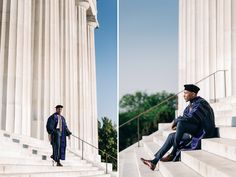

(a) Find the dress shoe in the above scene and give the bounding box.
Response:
[140,158,156,171]
[56,162,63,167]
[160,154,174,162]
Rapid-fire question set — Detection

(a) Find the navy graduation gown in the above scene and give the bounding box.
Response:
[172,96,216,161]
[46,113,72,160]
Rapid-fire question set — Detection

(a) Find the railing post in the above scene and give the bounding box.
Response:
[213,73,216,103]
[106,154,108,174]
[224,70,227,98]
[137,116,140,147]
[82,140,84,160]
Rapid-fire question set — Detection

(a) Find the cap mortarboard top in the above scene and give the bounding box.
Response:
[184,84,200,94]
[55,105,63,109]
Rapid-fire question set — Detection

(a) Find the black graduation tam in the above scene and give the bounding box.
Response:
[184,84,200,94]
[55,105,63,109]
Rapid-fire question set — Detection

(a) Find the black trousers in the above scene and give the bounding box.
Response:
[151,120,199,165]
[52,129,62,162]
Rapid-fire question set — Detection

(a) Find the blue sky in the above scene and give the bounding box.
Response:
[95,0,117,123]
[119,0,179,98]
[95,0,179,123]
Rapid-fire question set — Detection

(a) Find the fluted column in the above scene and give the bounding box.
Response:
[18,0,32,136]
[232,0,236,95]
[42,0,51,141]
[215,0,225,99]
[5,0,18,132]
[71,0,79,149]
[31,0,44,139]
[178,0,187,114]
[209,0,217,101]
[223,0,232,97]
[68,0,78,149]
[202,0,210,101]
[0,0,32,134]
[87,16,98,155]
[0,0,10,130]
[75,0,89,152]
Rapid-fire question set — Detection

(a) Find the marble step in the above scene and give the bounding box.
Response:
[134,147,162,177]
[0,130,51,149]
[159,161,202,177]
[214,116,236,127]
[210,95,236,110]
[162,131,175,138]
[0,135,83,161]
[152,135,172,154]
[0,156,52,165]
[0,164,98,174]
[0,140,81,162]
[158,123,172,130]
[119,149,140,177]
[162,126,236,140]
[153,135,166,146]
[211,103,236,112]
[0,169,107,177]
[135,143,201,177]
[213,95,236,104]
[0,144,45,160]
[218,127,236,140]
[0,156,89,167]
[142,141,160,158]
[78,175,111,177]
[202,138,236,161]
[182,150,236,177]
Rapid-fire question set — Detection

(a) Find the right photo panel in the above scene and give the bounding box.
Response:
[119,0,236,177]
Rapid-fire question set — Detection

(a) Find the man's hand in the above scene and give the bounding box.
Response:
[171,120,177,130]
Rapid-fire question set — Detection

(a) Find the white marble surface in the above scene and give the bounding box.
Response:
[0,0,99,160]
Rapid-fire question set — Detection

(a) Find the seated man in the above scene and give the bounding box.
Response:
[141,84,216,170]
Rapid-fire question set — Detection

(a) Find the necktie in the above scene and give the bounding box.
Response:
[189,103,193,112]
[58,115,62,132]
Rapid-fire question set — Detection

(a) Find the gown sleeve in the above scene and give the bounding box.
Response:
[46,116,55,134]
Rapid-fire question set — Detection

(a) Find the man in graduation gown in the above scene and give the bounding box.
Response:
[46,105,72,166]
[141,84,216,170]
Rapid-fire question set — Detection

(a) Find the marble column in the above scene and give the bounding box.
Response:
[215,0,225,99]
[178,0,235,112]
[75,0,90,152]
[209,0,217,101]
[203,0,210,101]
[31,0,44,139]
[178,0,187,114]
[18,0,32,136]
[0,0,99,154]
[232,0,236,95]
[42,0,51,141]
[87,16,98,154]
[223,0,232,97]
[0,0,10,130]
[5,0,18,133]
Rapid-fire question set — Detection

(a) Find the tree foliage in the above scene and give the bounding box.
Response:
[119,91,177,151]
[98,117,117,171]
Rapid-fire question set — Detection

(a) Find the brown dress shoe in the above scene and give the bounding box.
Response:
[160,154,174,162]
[140,158,156,171]
[56,162,63,167]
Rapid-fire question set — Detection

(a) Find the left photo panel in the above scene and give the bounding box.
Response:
[0,0,117,176]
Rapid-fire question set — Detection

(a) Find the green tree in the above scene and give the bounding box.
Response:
[98,117,117,171]
[119,91,177,151]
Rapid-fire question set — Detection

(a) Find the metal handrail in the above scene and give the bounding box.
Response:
[71,134,117,173]
[119,69,228,147]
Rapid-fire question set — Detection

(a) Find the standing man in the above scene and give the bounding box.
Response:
[141,84,216,170]
[46,105,72,166]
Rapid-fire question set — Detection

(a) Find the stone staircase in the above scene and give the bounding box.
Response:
[119,95,236,177]
[0,129,116,177]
